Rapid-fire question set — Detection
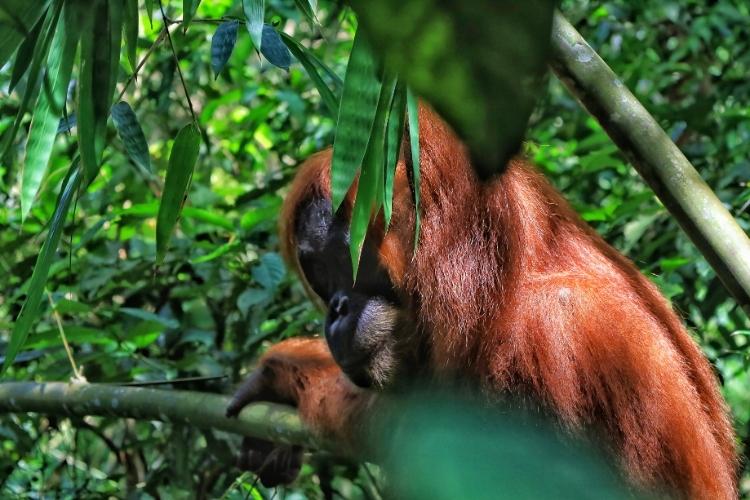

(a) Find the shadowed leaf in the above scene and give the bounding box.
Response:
[111,101,152,174]
[260,24,291,70]
[211,20,238,78]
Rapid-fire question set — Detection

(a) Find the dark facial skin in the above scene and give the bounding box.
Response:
[295,197,408,388]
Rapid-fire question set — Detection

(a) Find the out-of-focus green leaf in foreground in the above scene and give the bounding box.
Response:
[351,0,556,178]
[371,391,638,499]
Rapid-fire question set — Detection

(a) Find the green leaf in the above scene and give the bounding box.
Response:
[211,20,238,78]
[293,0,317,27]
[280,32,339,116]
[183,0,200,31]
[191,239,240,264]
[9,11,45,91]
[124,0,138,72]
[144,0,154,28]
[3,158,82,374]
[407,87,421,250]
[0,0,50,69]
[237,288,270,312]
[351,0,555,178]
[20,0,81,220]
[121,307,179,329]
[331,29,382,211]
[260,24,291,70]
[111,101,152,174]
[383,81,406,229]
[252,253,286,289]
[1,0,63,162]
[78,0,121,183]
[349,73,397,275]
[156,123,201,265]
[242,0,264,52]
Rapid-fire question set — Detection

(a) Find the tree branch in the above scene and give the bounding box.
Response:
[550,12,750,314]
[0,382,321,449]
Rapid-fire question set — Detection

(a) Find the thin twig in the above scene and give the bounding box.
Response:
[117,28,168,102]
[46,290,86,382]
[157,0,199,127]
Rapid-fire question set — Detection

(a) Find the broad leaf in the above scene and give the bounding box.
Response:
[252,253,286,290]
[331,29,382,211]
[156,124,201,265]
[211,20,238,78]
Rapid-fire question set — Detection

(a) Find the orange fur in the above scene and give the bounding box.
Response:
[273,106,737,498]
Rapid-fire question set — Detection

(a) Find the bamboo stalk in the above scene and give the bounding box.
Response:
[550,12,750,314]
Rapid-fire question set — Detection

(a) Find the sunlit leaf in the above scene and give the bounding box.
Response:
[111,101,152,174]
[20,0,81,220]
[383,81,406,228]
[260,24,291,70]
[3,158,82,374]
[211,20,238,78]
[242,0,264,52]
[191,239,240,264]
[331,29,382,211]
[9,11,45,91]
[280,32,339,116]
[407,87,421,249]
[156,123,201,265]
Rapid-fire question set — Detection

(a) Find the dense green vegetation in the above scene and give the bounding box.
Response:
[1,0,748,497]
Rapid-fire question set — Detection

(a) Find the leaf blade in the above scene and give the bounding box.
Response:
[20,0,81,220]
[111,101,152,174]
[242,0,264,52]
[210,20,238,78]
[156,123,201,265]
[260,24,291,70]
[280,32,339,116]
[3,159,82,374]
[331,29,382,211]
[406,87,421,250]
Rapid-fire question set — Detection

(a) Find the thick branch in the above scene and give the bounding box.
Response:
[0,382,320,449]
[550,12,750,314]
